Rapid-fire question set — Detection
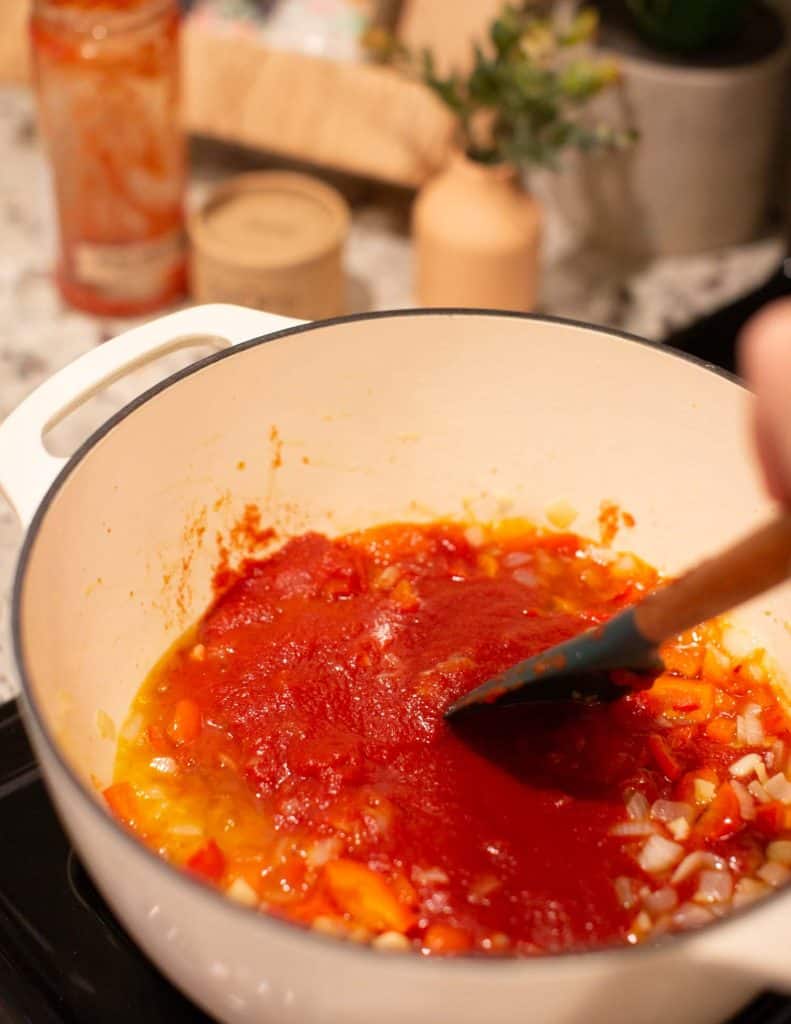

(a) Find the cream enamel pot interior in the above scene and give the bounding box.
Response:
[2,304,791,1024]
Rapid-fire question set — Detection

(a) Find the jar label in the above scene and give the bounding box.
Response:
[73,230,185,300]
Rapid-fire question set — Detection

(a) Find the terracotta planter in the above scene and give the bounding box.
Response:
[412,153,542,311]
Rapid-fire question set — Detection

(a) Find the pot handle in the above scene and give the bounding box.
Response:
[0,303,304,528]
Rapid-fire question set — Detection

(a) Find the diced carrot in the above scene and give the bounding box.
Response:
[187,839,226,882]
[323,860,415,933]
[647,734,682,781]
[744,684,775,710]
[260,860,306,905]
[391,578,420,612]
[705,715,737,744]
[754,801,786,838]
[661,643,704,679]
[694,783,743,842]
[389,871,418,909]
[701,647,732,684]
[714,690,737,713]
[166,698,202,745]
[422,923,472,954]
[289,892,337,924]
[103,781,138,823]
[477,553,499,578]
[647,677,714,723]
[675,766,720,806]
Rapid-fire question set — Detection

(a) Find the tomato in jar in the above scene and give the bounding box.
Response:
[30,0,186,316]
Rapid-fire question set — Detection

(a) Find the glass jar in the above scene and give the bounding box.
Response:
[30,0,187,316]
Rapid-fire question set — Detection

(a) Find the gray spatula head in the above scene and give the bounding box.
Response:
[444,606,663,717]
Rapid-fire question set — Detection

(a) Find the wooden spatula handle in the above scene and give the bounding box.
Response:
[634,511,791,646]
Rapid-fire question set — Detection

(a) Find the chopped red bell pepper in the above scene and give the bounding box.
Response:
[187,839,226,882]
[103,781,137,823]
[166,698,202,745]
[754,801,787,838]
[647,734,682,781]
[695,783,743,842]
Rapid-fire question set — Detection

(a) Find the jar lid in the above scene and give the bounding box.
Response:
[189,172,350,270]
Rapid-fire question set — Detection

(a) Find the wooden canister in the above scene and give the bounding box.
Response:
[189,172,349,319]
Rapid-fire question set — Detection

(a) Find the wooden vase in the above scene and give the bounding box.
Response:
[412,152,542,312]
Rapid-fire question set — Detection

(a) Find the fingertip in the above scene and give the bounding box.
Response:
[738,298,791,385]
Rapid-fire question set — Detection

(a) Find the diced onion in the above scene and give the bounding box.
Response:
[374,566,401,590]
[737,705,765,746]
[693,869,733,905]
[626,790,650,821]
[411,865,450,886]
[305,837,343,869]
[672,903,714,930]
[626,911,652,943]
[748,780,771,804]
[312,916,350,938]
[614,876,639,910]
[764,773,791,804]
[513,568,537,587]
[638,835,684,874]
[614,553,639,576]
[464,525,486,548]
[120,712,145,743]
[610,821,659,838]
[641,886,678,916]
[721,626,758,660]
[650,800,694,824]
[226,877,259,907]
[767,840,791,866]
[671,851,726,886]
[667,818,691,841]
[733,877,771,907]
[730,779,756,822]
[468,874,501,904]
[694,779,717,804]
[757,861,791,888]
[502,552,531,568]
[373,931,411,951]
[589,547,616,566]
[729,753,764,779]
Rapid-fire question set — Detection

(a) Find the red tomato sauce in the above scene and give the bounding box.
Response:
[106,521,791,955]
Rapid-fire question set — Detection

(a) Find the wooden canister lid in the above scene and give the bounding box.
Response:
[189,171,350,319]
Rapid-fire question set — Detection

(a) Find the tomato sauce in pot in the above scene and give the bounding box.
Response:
[105,521,791,955]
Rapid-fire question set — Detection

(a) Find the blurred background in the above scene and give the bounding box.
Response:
[2,0,790,362]
[0,0,789,491]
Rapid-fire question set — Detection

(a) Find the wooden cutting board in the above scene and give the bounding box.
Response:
[1,0,459,187]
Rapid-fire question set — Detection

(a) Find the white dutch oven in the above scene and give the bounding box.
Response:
[2,304,791,1024]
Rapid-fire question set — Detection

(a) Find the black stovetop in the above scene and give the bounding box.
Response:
[0,697,789,1024]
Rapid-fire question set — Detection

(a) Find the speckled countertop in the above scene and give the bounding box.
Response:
[0,83,784,703]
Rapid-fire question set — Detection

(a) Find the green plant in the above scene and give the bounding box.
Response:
[367,3,631,168]
[626,0,754,52]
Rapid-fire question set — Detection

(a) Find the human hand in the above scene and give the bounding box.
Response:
[739,298,791,505]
